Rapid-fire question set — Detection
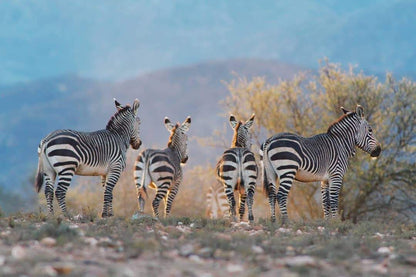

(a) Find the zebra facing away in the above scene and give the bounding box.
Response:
[134,116,191,218]
[205,180,230,219]
[216,114,258,222]
[35,99,141,218]
[261,105,381,223]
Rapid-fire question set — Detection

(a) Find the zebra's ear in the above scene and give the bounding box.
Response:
[356,105,365,118]
[229,115,238,129]
[181,116,191,132]
[341,107,350,114]
[245,113,255,129]
[114,98,123,111]
[164,117,176,131]
[132,99,140,115]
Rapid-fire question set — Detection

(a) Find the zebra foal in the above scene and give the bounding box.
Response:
[134,116,191,218]
[35,99,141,217]
[216,114,257,222]
[261,105,381,223]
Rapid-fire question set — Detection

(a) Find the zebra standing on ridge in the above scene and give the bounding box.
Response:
[261,105,381,223]
[216,114,257,222]
[134,116,191,218]
[206,180,230,219]
[35,99,141,217]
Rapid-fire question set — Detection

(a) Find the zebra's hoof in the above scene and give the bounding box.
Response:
[101,212,113,218]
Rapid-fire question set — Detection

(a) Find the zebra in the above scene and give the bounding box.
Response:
[35,99,141,218]
[261,105,381,223]
[134,116,191,218]
[206,180,230,219]
[216,114,258,222]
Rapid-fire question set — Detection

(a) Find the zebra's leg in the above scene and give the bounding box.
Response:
[102,169,121,218]
[44,175,55,215]
[55,170,75,217]
[247,186,255,223]
[276,174,296,225]
[224,185,237,222]
[238,192,247,221]
[101,176,106,187]
[152,183,170,218]
[165,182,180,216]
[328,175,343,219]
[321,180,331,219]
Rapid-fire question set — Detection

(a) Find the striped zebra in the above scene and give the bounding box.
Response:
[216,114,258,222]
[134,116,191,218]
[35,99,141,217]
[261,105,381,223]
[206,180,229,219]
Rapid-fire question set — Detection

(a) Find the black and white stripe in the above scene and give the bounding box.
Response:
[261,105,381,223]
[216,114,257,222]
[134,116,191,218]
[206,180,230,219]
[35,99,141,217]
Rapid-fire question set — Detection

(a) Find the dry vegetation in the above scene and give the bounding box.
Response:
[0,213,415,276]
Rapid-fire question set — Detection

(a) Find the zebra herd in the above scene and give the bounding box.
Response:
[35,99,381,223]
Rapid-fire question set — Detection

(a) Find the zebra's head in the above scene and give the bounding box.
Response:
[342,105,381,158]
[165,116,192,164]
[230,113,255,148]
[110,99,142,150]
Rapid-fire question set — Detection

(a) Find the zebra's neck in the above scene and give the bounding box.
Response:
[168,137,186,161]
[106,127,130,150]
[231,129,249,148]
[327,116,358,157]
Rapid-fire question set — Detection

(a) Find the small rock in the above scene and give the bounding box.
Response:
[317,226,325,232]
[285,255,316,267]
[226,263,244,273]
[179,244,194,257]
[296,229,303,235]
[277,227,291,234]
[53,264,73,275]
[33,265,57,276]
[251,245,264,254]
[40,237,57,247]
[197,247,213,258]
[189,255,204,264]
[0,255,5,266]
[377,246,393,255]
[11,245,26,260]
[84,237,98,246]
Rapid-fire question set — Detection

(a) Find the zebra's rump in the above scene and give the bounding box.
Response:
[134,148,179,187]
[216,148,257,190]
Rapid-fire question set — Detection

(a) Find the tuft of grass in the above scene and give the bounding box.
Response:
[34,218,78,245]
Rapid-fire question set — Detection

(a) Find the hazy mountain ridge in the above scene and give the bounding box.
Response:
[0,59,304,189]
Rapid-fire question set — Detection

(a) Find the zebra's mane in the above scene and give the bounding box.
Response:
[231,121,243,147]
[106,105,131,131]
[327,112,357,133]
[167,123,180,147]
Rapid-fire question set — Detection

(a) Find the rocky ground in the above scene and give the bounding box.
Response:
[0,213,415,276]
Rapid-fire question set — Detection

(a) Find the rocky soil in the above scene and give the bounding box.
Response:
[0,214,415,276]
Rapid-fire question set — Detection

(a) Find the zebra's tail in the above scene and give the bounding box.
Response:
[35,141,45,193]
[259,142,270,197]
[137,152,149,200]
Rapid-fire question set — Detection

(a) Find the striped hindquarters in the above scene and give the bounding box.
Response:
[206,180,229,219]
[216,148,257,194]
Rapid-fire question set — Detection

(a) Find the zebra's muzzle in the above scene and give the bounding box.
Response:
[370,145,381,157]
[132,140,142,150]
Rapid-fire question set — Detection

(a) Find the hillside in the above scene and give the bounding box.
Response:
[0,59,304,190]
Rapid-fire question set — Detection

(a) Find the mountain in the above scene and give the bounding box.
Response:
[0,59,304,190]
